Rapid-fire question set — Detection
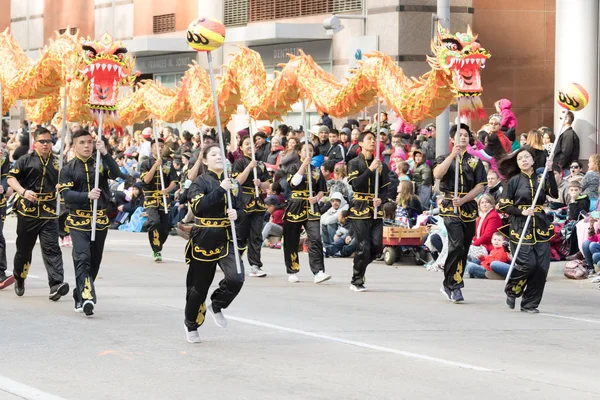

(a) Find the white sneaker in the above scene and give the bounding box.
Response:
[184,324,201,343]
[591,276,600,283]
[349,284,367,292]
[208,303,227,328]
[59,238,65,247]
[314,271,331,284]
[249,266,267,277]
[288,273,300,283]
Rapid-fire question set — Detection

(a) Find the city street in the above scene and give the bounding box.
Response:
[1,217,599,400]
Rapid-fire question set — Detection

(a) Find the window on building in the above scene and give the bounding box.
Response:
[58,27,78,35]
[154,73,185,90]
[153,13,176,34]
[225,0,361,26]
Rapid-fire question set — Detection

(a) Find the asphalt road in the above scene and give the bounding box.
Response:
[1,216,599,400]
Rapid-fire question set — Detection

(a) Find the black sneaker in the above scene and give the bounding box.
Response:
[451,288,464,303]
[506,296,516,309]
[83,300,94,316]
[520,307,539,314]
[440,286,452,301]
[14,279,24,297]
[49,282,70,302]
[0,274,15,290]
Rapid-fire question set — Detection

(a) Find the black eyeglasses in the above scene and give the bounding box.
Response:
[36,139,52,144]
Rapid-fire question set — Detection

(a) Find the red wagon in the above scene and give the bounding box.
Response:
[382,226,429,265]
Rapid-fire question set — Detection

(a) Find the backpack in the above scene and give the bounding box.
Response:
[564,260,588,279]
[558,220,578,258]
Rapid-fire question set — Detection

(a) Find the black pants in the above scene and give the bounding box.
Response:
[442,217,476,290]
[13,217,64,288]
[351,218,383,285]
[58,212,69,239]
[184,248,245,330]
[506,241,551,310]
[238,211,264,268]
[283,219,324,275]
[146,207,170,252]
[0,219,6,277]
[70,228,108,304]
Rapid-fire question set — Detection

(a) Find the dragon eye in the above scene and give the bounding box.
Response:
[86,50,95,59]
[116,53,125,61]
[445,42,458,51]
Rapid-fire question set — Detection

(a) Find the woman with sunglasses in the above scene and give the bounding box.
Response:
[567,161,585,183]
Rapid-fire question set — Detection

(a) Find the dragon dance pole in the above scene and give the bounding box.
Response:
[373,97,381,219]
[505,110,567,283]
[206,51,242,274]
[199,128,204,150]
[91,112,103,242]
[247,118,260,197]
[153,122,168,214]
[301,100,314,213]
[453,101,460,214]
[56,90,68,213]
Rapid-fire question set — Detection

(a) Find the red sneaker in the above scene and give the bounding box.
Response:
[0,275,15,290]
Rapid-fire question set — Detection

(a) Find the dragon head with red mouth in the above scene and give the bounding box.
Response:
[433,24,491,120]
[78,32,136,116]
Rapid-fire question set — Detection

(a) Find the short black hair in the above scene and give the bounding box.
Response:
[182,131,193,141]
[34,127,52,140]
[340,210,349,219]
[449,123,471,138]
[114,152,125,161]
[329,129,339,136]
[358,131,376,143]
[565,111,574,125]
[278,125,289,136]
[151,138,165,145]
[321,160,336,173]
[254,131,267,140]
[71,129,92,140]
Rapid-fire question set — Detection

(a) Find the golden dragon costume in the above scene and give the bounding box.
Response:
[0,24,489,126]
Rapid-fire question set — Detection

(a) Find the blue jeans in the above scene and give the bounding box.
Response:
[466,260,487,279]
[321,224,337,247]
[489,261,510,278]
[325,238,357,257]
[582,240,600,270]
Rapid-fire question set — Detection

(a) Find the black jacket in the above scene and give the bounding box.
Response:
[567,195,590,221]
[554,127,580,168]
[326,142,346,164]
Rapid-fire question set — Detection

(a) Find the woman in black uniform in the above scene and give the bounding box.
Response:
[232,135,271,278]
[283,141,331,284]
[183,144,245,343]
[498,147,556,313]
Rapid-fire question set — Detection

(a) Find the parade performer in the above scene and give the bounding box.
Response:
[283,141,331,284]
[58,129,122,316]
[0,139,13,290]
[347,131,391,292]
[139,138,179,261]
[184,144,245,343]
[433,124,487,302]
[7,127,69,300]
[232,135,271,277]
[498,148,556,313]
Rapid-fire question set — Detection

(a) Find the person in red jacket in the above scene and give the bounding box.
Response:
[470,194,503,253]
[466,232,509,278]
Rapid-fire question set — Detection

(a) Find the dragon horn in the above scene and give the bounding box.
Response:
[467,25,473,37]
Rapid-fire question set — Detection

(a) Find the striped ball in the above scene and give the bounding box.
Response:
[556,82,589,111]
[186,17,226,52]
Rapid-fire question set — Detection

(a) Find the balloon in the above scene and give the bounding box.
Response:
[186,17,226,52]
[557,82,589,111]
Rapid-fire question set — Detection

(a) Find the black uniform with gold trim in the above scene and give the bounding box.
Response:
[347,153,391,286]
[8,150,65,292]
[140,156,179,255]
[283,166,327,275]
[436,151,487,292]
[232,155,270,270]
[184,169,245,332]
[498,171,557,310]
[59,152,121,309]
[0,150,10,282]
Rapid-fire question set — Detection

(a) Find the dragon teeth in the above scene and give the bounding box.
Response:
[101,64,106,71]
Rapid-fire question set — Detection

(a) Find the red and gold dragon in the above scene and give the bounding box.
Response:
[0,24,489,126]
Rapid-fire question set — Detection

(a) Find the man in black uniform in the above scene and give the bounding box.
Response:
[7,127,69,299]
[139,138,179,262]
[0,139,13,289]
[347,131,390,292]
[58,129,122,316]
[433,124,487,303]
